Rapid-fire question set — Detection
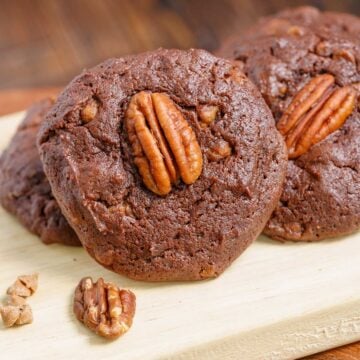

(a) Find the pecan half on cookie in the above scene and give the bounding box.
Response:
[277,74,356,158]
[125,91,203,196]
[73,277,136,339]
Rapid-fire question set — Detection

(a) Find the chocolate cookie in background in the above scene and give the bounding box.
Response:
[218,6,360,242]
[0,99,81,246]
[38,48,287,281]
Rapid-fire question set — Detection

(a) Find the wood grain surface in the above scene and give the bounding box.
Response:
[1,0,360,358]
[305,343,360,360]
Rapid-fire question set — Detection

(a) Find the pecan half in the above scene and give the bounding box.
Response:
[125,92,203,195]
[277,74,356,158]
[73,277,136,339]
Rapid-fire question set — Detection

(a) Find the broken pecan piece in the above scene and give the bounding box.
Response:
[197,105,219,127]
[73,277,136,339]
[7,273,38,298]
[0,304,33,327]
[208,139,232,161]
[125,91,203,195]
[277,74,356,158]
[81,98,99,123]
[6,295,27,306]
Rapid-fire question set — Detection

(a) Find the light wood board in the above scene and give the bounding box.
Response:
[1,112,360,360]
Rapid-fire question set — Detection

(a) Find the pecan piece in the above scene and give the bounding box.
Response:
[73,277,136,339]
[333,49,356,64]
[277,74,356,158]
[0,304,33,327]
[6,295,27,306]
[81,98,98,123]
[125,91,203,195]
[208,139,232,161]
[197,105,219,127]
[7,273,38,298]
[287,25,305,36]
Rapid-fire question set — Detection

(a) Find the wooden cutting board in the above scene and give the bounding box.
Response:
[1,111,360,360]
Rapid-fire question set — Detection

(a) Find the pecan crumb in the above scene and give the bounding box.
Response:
[315,41,332,57]
[7,273,38,297]
[6,295,27,306]
[0,304,33,327]
[287,25,304,36]
[81,98,98,123]
[277,74,356,158]
[208,139,232,161]
[197,105,219,127]
[73,277,136,339]
[7,280,31,297]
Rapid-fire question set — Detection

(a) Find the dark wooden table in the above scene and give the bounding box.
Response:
[0,0,359,90]
[1,1,360,358]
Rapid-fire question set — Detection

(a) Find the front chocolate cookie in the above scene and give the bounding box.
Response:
[218,6,360,241]
[0,99,80,246]
[38,49,286,281]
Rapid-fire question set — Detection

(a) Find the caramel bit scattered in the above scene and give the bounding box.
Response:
[277,74,356,159]
[197,105,219,128]
[81,98,99,123]
[1,273,38,328]
[6,280,32,297]
[73,277,136,339]
[125,91,203,196]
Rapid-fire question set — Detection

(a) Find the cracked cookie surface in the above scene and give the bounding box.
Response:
[38,49,287,280]
[0,99,80,246]
[218,6,360,241]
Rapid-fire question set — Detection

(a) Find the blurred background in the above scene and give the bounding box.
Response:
[0,0,359,90]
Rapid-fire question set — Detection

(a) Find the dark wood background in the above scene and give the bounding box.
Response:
[1,1,360,358]
[0,0,359,90]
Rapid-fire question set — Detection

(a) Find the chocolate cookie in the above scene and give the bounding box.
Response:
[38,49,287,281]
[218,6,360,241]
[0,99,80,246]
